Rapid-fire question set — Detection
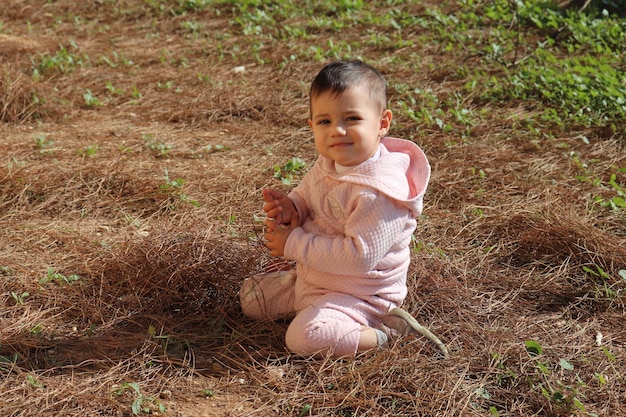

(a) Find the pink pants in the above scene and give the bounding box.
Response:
[239,270,390,358]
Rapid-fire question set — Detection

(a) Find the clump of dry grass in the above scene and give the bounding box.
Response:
[494,211,626,272]
[1,0,625,416]
[0,64,42,123]
[92,229,261,317]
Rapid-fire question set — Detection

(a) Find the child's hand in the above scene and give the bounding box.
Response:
[264,211,299,257]
[262,188,296,225]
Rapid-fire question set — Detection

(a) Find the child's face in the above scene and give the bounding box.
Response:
[308,86,392,167]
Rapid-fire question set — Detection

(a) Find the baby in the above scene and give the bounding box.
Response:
[240,59,448,358]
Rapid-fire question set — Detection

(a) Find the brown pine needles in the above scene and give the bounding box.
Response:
[1,1,625,416]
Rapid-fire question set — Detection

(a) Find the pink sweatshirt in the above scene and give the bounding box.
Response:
[284,137,430,311]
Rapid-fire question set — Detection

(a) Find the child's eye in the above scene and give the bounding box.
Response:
[347,116,361,121]
[317,119,330,125]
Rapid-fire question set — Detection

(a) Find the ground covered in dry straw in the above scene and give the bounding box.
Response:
[1,1,625,416]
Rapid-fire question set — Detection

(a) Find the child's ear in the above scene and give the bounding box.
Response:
[379,109,393,133]
[307,119,313,129]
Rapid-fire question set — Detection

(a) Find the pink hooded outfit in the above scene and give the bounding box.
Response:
[240,137,430,357]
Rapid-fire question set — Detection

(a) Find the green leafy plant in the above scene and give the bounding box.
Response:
[583,264,624,301]
[83,89,102,107]
[524,340,591,415]
[594,173,626,211]
[159,169,199,207]
[26,374,45,390]
[461,1,626,127]
[156,80,174,90]
[411,237,447,258]
[131,85,142,100]
[273,157,306,185]
[299,403,312,417]
[39,268,80,286]
[499,53,626,125]
[0,352,19,371]
[489,351,517,387]
[180,20,203,37]
[582,264,610,280]
[114,382,166,415]
[99,51,134,68]
[143,133,173,157]
[78,144,99,157]
[192,143,229,158]
[31,41,90,79]
[33,134,54,154]
[10,291,29,305]
[570,151,624,211]
[218,213,240,237]
[396,87,480,139]
[105,82,124,95]
[200,388,214,398]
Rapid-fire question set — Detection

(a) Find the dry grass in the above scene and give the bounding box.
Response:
[0,64,41,123]
[1,1,625,416]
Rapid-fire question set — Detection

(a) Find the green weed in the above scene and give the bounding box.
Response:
[131,85,142,100]
[26,374,45,390]
[200,389,214,398]
[78,144,99,157]
[192,143,229,158]
[583,264,624,301]
[524,339,593,415]
[489,351,517,387]
[594,173,626,211]
[299,404,312,417]
[498,53,626,125]
[83,89,102,108]
[10,291,29,305]
[411,236,447,258]
[143,133,173,157]
[33,134,54,155]
[114,382,166,415]
[0,353,19,371]
[144,0,211,16]
[232,8,273,36]
[273,157,306,185]
[99,51,134,67]
[31,41,90,79]
[407,0,626,129]
[105,82,124,95]
[219,213,239,237]
[39,268,80,286]
[156,80,174,90]
[159,169,199,208]
[397,89,445,131]
[180,20,203,37]
[308,39,353,61]
[454,0,626,127]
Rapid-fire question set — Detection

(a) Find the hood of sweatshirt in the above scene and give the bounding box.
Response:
[319,137,431,216]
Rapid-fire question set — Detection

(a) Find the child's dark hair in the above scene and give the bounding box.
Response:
[310,60,388,111]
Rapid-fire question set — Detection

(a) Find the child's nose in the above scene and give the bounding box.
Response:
[331,122,347,136]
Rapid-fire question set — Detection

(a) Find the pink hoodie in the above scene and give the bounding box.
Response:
[284,137,430,311]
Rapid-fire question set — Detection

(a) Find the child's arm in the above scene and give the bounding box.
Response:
[284,191,412,275]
